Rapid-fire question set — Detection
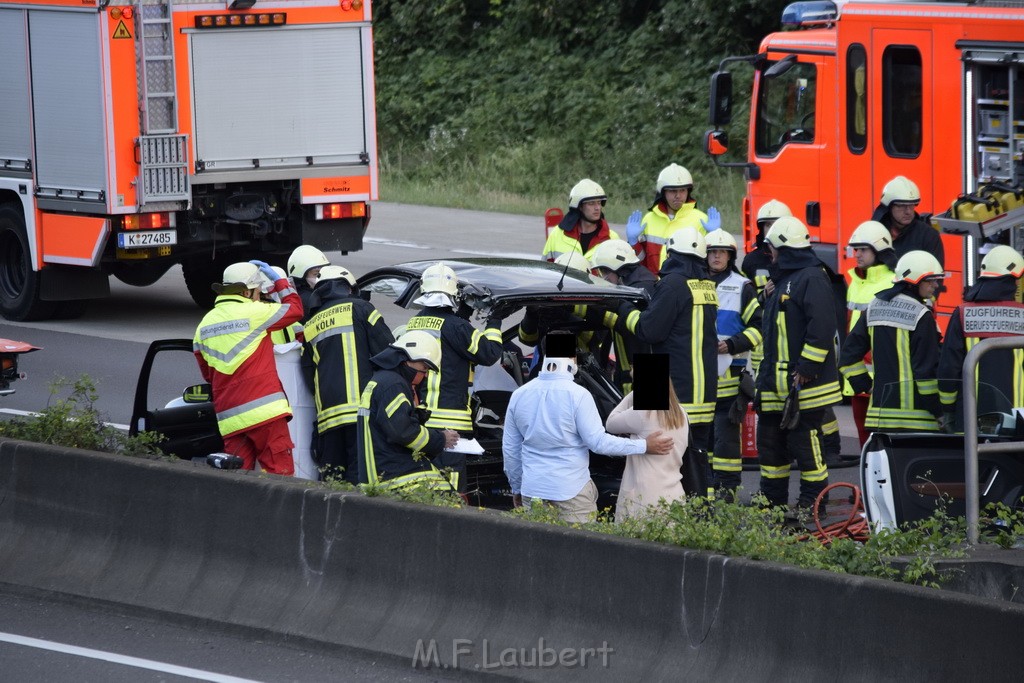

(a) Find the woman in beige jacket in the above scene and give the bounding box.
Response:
[605,384,689,522]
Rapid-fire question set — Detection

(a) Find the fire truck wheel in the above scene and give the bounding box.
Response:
[182,257,224,310]
[0,204,56,322]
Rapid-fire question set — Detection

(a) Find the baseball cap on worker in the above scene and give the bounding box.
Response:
[212,262,263,295]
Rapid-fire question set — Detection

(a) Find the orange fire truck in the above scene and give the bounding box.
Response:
[704,0,1024,322]
[0,0,377,320]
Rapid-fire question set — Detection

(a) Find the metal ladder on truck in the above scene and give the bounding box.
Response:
[137,0,189,204]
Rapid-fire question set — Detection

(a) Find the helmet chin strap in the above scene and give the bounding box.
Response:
[542,357,577,376]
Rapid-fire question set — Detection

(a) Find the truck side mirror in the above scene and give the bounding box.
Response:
[709,71,733,127]
[704,130,729,157]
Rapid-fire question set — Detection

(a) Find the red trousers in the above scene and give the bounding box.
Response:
[223,418,295,475]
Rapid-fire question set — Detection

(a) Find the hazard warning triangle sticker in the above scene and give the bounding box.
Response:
[113,20,132,39]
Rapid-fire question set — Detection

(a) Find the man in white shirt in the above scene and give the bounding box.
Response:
[502,333,673,522]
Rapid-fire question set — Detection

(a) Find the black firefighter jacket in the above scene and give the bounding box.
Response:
[301,280,395,434]
[756,248,841,413]
[407,306,503,433]
[614,253,719,424]
[839,283,941,431]
[356,346,450,489]
[939,276,1024,416]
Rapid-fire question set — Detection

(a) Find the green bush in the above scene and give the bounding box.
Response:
[0,375,165,458]
[375,0,786,223]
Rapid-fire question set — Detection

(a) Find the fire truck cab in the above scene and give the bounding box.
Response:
[0,0,377,320]
[705,0,1024,321]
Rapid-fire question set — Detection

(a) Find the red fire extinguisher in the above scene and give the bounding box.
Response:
[741,403,758,459]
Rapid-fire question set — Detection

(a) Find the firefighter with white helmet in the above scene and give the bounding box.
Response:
[755,216,841,511]
[406,261,505,494]
[625,163,721,277]
[300,263,394,482]
[704,229,762,499]
[872,175,945,266]
[610,227,719,492]
[356,330,460,491]
[193,260,303,475]
[938,245,1024,431]
[839,250,944,434]
[742,199,793,299]
[287,244,331,320]
[842,220,898,445]
[591,239,657,393]
[542,179,621,263]
[553,250,593,274]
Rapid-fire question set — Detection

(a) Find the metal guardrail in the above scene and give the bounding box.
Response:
[962,335,1024,545]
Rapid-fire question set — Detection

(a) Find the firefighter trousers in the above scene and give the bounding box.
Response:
[756,408,829,508]
[224,418,294,476]
[317,424,359,484]
[710,399,742,493]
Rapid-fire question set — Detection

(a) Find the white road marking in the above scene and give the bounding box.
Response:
[0,408,128,431]
[0,631,262,683]
[364,236,540,260]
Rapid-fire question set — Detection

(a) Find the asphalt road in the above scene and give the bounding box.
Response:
[0,585,479,683]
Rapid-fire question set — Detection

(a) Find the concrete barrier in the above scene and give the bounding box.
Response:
[1,437,1024,680]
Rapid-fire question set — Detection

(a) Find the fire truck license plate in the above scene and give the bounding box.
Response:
[117,230,177,249]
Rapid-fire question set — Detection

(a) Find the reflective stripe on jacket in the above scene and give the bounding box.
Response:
[193,281,302,436]
[637,202,708,275]
[356,373,449,486]
[542,219,620,262]
[302,292,395,434]
[755,252,841,413]
[408,307,503,432]
[839,291,940,431]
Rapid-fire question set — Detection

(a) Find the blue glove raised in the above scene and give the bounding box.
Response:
[249,259,278,282]
[625,210,644,246]
[701,206,721,233]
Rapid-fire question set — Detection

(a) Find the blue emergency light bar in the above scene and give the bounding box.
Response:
[781,1,839,28]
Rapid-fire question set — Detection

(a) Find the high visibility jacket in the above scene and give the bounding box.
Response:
[842,263,895,395]
[407,307,503,432]
[637,202,708,275]
[611,254,719,424]
[756,249,841,413]
[846,264,896,331]
[270,323,304,345]
[356,347,451,490]
[938,277,1024,415]
[838,285,940,431]
[542,218,620,262]
[301,281,395,434]
[193,280,302,437]
[712,269,762,400]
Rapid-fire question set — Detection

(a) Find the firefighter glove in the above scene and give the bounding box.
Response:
[729,392,750,425]
[415,406,432,425]
[249,260,279,282]
[701,206,722,233]
[625,210,644,246]
[848,373,872,395]
[938,411,954,434]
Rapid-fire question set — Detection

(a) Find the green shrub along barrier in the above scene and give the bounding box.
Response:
[373,0,780,222]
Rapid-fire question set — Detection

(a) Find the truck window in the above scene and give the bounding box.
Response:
[754,60,817,157]
[882,46,922,158]
[847,44,867,153]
